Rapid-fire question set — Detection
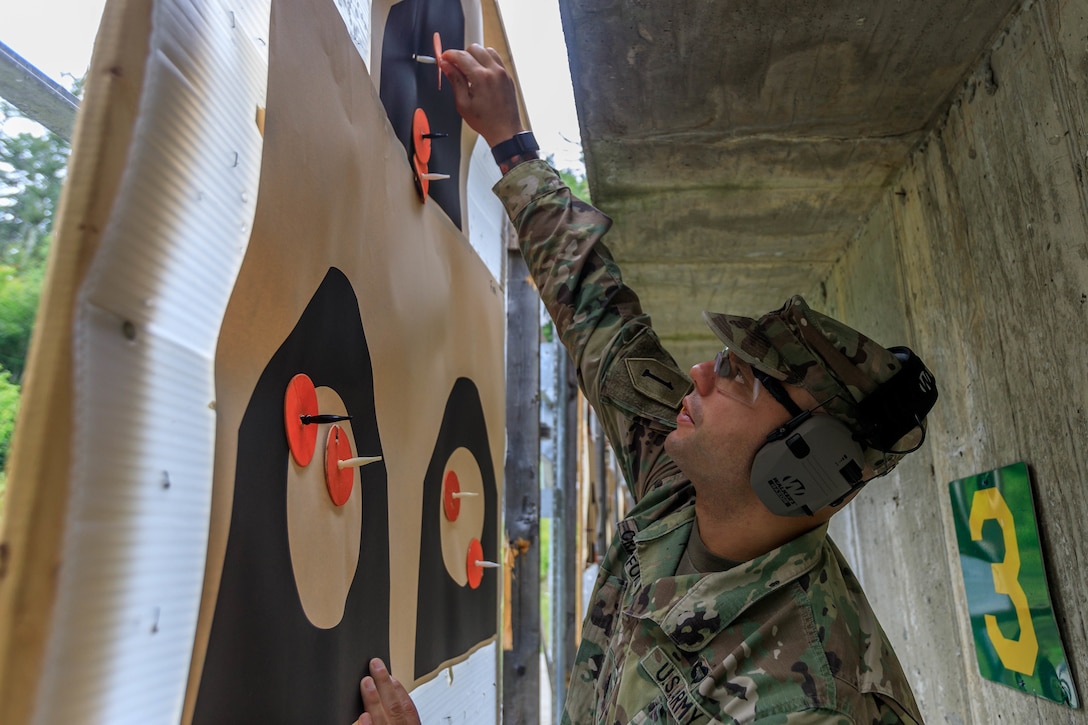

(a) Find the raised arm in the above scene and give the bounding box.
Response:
[441,45,690,501]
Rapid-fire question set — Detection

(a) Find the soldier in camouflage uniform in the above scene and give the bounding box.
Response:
[358,45,933,725]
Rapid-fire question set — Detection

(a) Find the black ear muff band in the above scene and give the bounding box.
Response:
[855,346,938,451]
[754,371,804,418]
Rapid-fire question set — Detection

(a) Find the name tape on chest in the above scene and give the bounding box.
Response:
[618,520,642,583]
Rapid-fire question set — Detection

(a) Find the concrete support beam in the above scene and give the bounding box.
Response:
[556,0,1023,356]
[0,41,78,141]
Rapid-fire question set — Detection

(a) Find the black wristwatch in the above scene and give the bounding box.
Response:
[490,131,539,165]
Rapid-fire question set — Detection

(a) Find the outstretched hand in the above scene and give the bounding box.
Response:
[355,658,421,725]
[440,44,524,147]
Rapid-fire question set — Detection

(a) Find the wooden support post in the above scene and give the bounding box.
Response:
[550,353,579,722]
[503,245,540,724]
[593,415,609,562]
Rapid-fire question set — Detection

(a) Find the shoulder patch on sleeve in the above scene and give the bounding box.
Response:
[625,358,692,409]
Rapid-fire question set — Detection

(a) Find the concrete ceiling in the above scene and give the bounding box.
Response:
[556,0,1019,369]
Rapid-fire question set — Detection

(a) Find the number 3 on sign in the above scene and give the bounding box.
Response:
[969,487,1039,675]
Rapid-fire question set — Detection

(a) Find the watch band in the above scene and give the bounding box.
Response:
[490,131,539,165]
[496,150,540,176]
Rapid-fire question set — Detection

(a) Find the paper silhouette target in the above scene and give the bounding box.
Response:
[192,269,389,724]
[415,378,499,679]
[379,0,464,222]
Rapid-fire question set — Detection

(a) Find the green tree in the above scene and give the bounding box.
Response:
[548,154,591,203]
[0,366,18,471]
[1,101,71,271]
[559,167,590,203]
[0,263,42,381]
[0,95,74,471]
[0,100,70,383]
[1,364,19,513]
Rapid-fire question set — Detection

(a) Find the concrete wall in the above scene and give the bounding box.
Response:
[823,1,1088,722]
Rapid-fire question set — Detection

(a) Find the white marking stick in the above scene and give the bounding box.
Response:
[413,54,436,64]
[338,455,383,470]
[475,560,501,569]
[451,491,479,499]
[421,172,450,181]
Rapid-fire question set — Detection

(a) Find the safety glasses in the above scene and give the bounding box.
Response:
[713,347,802,416]
[711,348,759,404]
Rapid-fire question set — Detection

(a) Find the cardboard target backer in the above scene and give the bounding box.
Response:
[0,0,514,722]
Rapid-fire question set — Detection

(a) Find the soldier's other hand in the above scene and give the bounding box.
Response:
[440,44,524,147]
[355,658,420,725]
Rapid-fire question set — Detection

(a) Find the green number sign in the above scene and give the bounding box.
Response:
[949,462,1079,707]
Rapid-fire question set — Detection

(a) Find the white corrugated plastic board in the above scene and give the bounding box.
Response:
[34,2,270,722]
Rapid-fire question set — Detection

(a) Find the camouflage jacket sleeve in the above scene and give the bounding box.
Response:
[493,160,692,501]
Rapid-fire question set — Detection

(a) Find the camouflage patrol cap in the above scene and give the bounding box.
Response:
[702,295,926,476]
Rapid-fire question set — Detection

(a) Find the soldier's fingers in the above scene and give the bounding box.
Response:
[485,46,506,68]
[440,47,477,74]
[465,42,500,69]
[369,659,420,725]
[439,54,468,88]
[359,676,386,725]
[387,677,420,725]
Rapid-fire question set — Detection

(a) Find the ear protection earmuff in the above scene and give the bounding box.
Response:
[749,347,938,517]
[750,414,866,516]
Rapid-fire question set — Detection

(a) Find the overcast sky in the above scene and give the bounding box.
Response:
[0,0,584,172]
